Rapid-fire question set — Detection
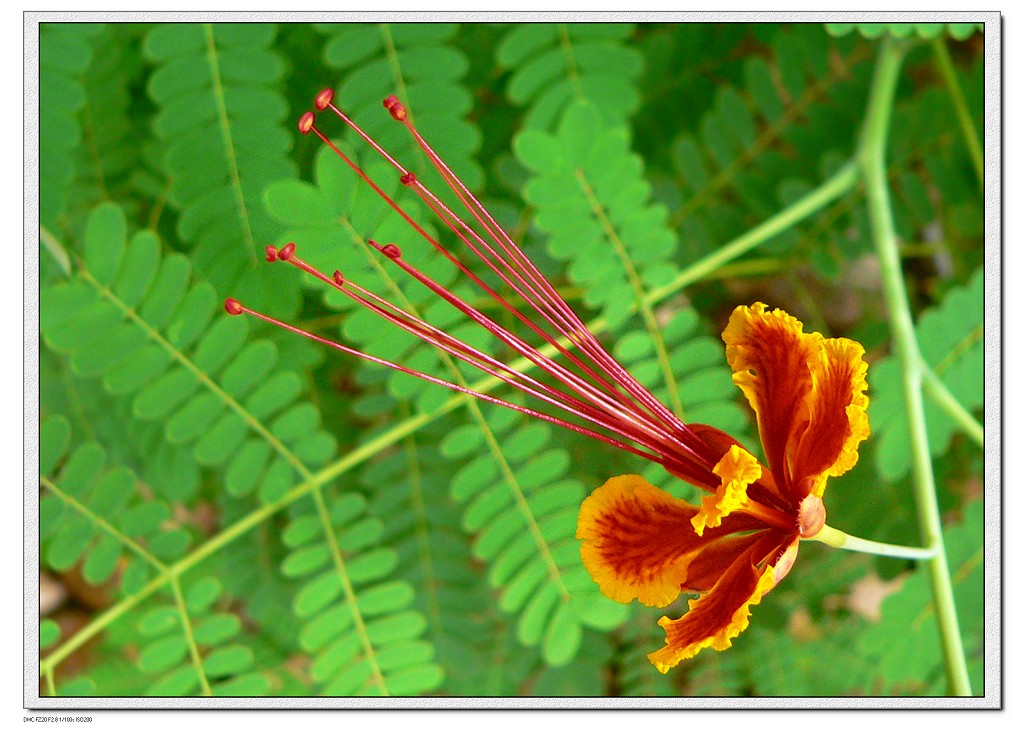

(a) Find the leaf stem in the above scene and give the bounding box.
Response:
[649,161,859,303]
[919,358,985,448]
[170,576,212,696]
[40,227,71,277]
[930,37,984,190]
[858,37,972,696]
[809,524,936,561]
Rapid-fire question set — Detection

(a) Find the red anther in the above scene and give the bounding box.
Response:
[383,94,407,121]
[400,172,417,186]
[266,245,279,262]
[278,242,296,261]
[314,88,334,111]
[333,270,345,286]
[224,298,243,316]
[381,243,402,259]
[298,112,316,135]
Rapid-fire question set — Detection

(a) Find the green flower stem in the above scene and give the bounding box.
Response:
[810,524,937,561]
[920,359,985,448]
[931,36,984,190]
[859,37,972,696]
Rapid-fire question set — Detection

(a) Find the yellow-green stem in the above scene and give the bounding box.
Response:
[859,37,972,696]
[931,37,984,190]
[810,524,936,561]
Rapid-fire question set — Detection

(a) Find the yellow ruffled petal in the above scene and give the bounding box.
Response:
[690,445,762,537]
[722,303,871,502]
[795,336,871,498]
[647,535,796,673]
[722,303,820,494]
[648,556,776,673]
[576,475,702,608]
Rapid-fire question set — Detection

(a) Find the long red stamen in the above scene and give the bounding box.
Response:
[263,243,714,478]
[316,92,653,404]
[255,89,731,486]
[223,296,708,479]
[298,119,706,464]
[324,91,705,455]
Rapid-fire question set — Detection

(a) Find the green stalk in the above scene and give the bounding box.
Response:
[810,524,936,561]
[859,37,972,696]
[931,37,984,190]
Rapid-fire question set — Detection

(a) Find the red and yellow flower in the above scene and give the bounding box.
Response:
[227,89,870,676]
[577,303,869,672]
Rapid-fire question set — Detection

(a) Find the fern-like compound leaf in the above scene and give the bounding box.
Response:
[317,22,482,190]
[41,203,339,506]
[284,489,444,696]
[144,22,300,318]
[497,23,643,130]
[40,23,100,233]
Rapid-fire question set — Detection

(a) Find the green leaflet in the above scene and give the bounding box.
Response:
[871,269,984,482]
[826,23,984,40]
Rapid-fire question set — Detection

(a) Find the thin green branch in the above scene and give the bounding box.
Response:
[930,37,984,190]
[920,359,985,448]
[858,37,971,696]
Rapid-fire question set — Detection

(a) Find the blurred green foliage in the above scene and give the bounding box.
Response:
[38,21,985,699]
